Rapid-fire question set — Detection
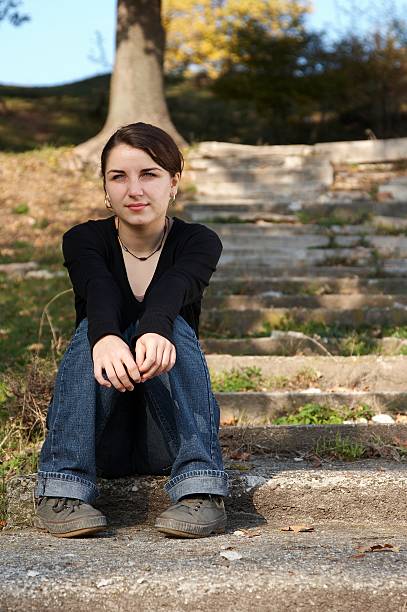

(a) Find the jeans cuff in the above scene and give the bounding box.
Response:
[163,469,230,503]
[35,471,99,504]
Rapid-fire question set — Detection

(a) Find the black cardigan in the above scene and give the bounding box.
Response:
[62,215,223,354]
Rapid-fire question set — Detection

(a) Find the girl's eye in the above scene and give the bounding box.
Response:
[112,174,124,180]
[142,172,156,177]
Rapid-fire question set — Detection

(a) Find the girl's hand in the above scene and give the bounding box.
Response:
[135,333,176,382]
[92,335,141,392]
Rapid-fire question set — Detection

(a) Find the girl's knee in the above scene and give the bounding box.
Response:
[172,315,197,342]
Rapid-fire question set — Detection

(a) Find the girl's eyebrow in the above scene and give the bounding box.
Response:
[107,167,162,174]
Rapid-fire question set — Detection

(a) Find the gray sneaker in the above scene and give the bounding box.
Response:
[34,497,107,538]
[155,494,227,538]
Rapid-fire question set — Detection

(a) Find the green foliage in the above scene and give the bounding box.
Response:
[314,433,367,461]
[12,203,29,215]
[211,366,264,392]
[273,402,373,425]
[0,272,74,372]
[273,403,344,425]
[297,210,372,227]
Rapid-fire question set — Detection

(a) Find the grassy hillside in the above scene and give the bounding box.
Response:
[0,74,259,151]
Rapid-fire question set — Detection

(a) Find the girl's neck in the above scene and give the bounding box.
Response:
[115,215,170,255]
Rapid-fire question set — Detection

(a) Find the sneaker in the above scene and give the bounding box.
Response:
[34,496,107,538]
[155,494,227,538]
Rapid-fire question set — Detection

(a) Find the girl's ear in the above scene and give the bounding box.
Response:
[171,172,181,188]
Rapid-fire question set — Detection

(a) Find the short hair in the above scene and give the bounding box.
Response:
[101,122,184,188]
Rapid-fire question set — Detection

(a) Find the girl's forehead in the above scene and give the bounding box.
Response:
[106,144,161,169]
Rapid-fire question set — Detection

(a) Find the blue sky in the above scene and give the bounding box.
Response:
[0,0,405,87]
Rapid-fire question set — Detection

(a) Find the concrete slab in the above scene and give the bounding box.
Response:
[1,523,406,611]
[201,335,407,357]
[6,454,407,529]
[200,306,407,336]
[216,391,407,421]
[206,354,407,391]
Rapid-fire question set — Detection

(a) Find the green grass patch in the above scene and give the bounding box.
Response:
[251,319,379,356]
[199,216,253,224]
[313,433,367,460]
[211,366,321,392]
[272,402,373,426]
[211,366,264,392]
[311,432,407,461]
[0,354,57,523]
[0,243,62,265]
[0,272,75,372]
[12,203,29,215]
[296,210,372,227]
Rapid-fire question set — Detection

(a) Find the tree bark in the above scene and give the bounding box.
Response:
[75,0,186,166]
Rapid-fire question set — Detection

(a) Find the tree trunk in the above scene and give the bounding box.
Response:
[75,0,186,166]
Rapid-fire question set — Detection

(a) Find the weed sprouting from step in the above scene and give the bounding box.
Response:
[198,216,251,224]
[250,319,378,356]
[296,210,373,227]
[272,402,374,426]
[311,432,407,462]
[211,366,265,392]
[211,366,321,392]
[313,433,367,460]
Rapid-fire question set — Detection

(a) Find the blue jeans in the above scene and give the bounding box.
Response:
[36,315,229,504]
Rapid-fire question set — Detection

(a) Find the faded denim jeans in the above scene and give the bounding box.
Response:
[36,315,229,504]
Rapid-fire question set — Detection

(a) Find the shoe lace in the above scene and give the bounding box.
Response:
[51,497,82,514]
[179,495,220,512]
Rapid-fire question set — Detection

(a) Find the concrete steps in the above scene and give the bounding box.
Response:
[182,200,407,223]
[206,276,407,295]
[1,522,406,611]
[6,424,407,529]
[216,392,407,423]
[200,306,407,336]
[203,293,407,309]
[201,335,407,356]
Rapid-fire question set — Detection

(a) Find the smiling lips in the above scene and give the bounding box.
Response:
[127,203,148,210]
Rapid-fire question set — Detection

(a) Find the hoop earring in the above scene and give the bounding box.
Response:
[104,194,113,209]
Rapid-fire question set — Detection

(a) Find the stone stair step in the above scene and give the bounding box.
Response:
[214,265,382,277]
[206,222,370,235]
[200,306,407,336]
[207,276,407,295]
[6,421,407,530]
[203,293,407,309]
[200,335,407,356]
[205,220,407,235]
[206,354,407,392]
[215,391,407,422]
[184,200,407,214]
[1,523,406,611]
[220,235,331,248]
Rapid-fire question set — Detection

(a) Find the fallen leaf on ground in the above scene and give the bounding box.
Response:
[0,520,6,529]
[229,450,251,461]
[355,543,400,554]
[280,525,314,533]
[221,418,239,426]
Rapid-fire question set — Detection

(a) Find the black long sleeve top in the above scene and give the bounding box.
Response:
[62,214,223,355]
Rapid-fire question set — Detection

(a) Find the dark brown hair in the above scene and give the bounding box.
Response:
[101,122,184,189]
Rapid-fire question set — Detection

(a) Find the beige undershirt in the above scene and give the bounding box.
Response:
[115,216,174,303]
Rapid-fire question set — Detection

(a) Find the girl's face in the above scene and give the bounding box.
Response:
[104,143,180,225]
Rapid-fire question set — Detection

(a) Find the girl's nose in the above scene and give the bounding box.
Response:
[128,178,144,196]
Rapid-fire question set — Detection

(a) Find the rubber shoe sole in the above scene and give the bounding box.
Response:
[34,514,107,538]
[155,516,227,538]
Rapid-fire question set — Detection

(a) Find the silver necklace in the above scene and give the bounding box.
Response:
[116,216,169,261]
